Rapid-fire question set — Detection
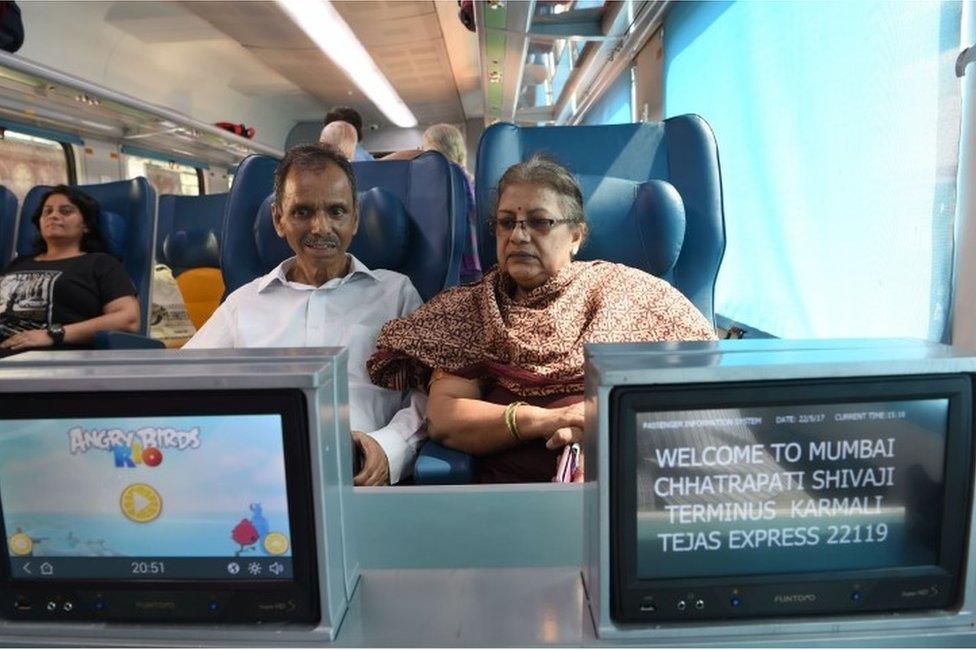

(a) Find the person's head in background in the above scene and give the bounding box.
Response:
[324,106,364,143]
[319,120,358,161]
[422,123,466,169]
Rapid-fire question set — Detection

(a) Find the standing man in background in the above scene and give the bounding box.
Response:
[323,106,374,161]
[319,120,358,161]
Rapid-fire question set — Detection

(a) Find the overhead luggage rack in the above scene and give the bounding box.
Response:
[0,50,283,166]
[475,0,670,126]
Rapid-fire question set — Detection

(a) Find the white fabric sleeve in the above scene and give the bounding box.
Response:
[366,275,428,483]
[400,277,423,314]
[368,389,427,484]
[182,301,235,348]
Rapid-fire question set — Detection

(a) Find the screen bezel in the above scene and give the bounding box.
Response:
[610,374,973,622]
[0,389,319,623]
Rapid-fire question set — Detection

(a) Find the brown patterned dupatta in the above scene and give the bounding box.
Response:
[367,260,717,397]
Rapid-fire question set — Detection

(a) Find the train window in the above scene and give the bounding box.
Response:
[124,154,202,196]
[664,1,962,341]
[0,130,71,202]
[580,65,634,125]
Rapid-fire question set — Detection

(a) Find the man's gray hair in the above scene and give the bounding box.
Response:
[274,143,358,211]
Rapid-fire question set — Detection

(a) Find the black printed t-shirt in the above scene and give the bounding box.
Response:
[0,253,136,335]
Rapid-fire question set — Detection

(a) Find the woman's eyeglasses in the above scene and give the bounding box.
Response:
[492,215,575,235]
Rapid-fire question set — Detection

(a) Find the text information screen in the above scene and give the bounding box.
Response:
[636,399,947,579]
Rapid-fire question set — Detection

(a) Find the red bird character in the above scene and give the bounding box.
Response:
[231,518,260,556]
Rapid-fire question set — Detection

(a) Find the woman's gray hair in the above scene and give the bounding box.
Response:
[494,154,587,233]
[422,123,467,167]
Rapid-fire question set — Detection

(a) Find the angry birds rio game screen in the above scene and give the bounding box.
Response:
[0,414,295,580]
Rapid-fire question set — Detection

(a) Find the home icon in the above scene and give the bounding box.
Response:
[39,562,54,576]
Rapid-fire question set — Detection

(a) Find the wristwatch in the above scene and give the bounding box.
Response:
[47,323,65,346]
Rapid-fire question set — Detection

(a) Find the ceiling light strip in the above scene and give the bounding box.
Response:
[276,0,418,128]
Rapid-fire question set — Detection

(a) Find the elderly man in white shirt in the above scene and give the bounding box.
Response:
[185,143,424,486]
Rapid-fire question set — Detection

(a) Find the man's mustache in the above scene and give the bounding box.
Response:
[301,233,341,248]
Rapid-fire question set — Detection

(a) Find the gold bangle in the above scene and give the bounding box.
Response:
[504,401,528,441]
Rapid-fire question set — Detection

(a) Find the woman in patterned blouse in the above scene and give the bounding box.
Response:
[368,155,716,483]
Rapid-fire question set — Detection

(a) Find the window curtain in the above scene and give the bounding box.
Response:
[664,1,962,340]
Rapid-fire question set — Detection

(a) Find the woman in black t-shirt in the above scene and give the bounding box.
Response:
[0,185,138,353]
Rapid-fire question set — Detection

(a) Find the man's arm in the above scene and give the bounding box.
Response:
[355,389,427,485]
[353,275,426,485]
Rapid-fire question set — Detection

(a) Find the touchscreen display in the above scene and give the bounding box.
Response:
[0,414,295,581]
[636,399,947,579]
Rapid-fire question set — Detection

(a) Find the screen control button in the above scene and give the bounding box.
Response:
[208,600,220,613]
[730,596,742,608]
[676,600,688,611]
[695,599,705,610]
[45,600,57,612]
[62,601,74,612]
[851,591,862,603]
[94,599,107,612]
[639,598,656,612]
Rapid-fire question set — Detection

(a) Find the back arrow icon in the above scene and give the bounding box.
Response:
[22,562,31,574]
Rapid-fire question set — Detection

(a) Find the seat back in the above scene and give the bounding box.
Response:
[156,193,227,275]
[222,152,468,301]
[475,115,725,323]
[16,179,157,335]
[156,193,227,329]
[0,186,17,269]
[176,267,225,330]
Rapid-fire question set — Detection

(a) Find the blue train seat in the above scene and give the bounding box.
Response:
[156,193,227,276]
[222,151,468,301]
[157,193,227,330]
[414,116,725,485]
[476,115,724,322]
[0,186,17,270]
[16,178,157,338]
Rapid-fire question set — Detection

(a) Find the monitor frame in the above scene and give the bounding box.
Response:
[0,389,320,624]
[610,374,973,623]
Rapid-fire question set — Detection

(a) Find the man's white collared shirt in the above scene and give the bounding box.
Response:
[184,255,424,483]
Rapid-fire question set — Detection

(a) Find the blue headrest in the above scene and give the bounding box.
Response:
[99,211,127,259]
[254,195,291,268]
[0,186,18,269]
[251,188,410,272]
[575,179,685,279]
[163,229,220,270]
[475,117,724,323]
[156,193,227,269]
[351,187,409,270]
[224,152,467,300]
[14,205,127,258]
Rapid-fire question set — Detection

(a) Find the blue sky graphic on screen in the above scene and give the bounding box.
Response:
[0,415,292,560]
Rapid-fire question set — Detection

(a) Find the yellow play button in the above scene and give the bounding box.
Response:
[8,532,32,556]
[120,483,162,523]
[263,532,289,556]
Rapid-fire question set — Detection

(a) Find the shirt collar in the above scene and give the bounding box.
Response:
[257,254,379,293]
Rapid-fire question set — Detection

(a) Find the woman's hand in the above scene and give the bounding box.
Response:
[544,402,584,450]
[0,329,54,351]
[545,425,583,449]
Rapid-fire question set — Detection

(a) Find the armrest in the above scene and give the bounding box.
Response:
[91,331,166,350]
[413,440,475,485]
[714,314,778,339]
